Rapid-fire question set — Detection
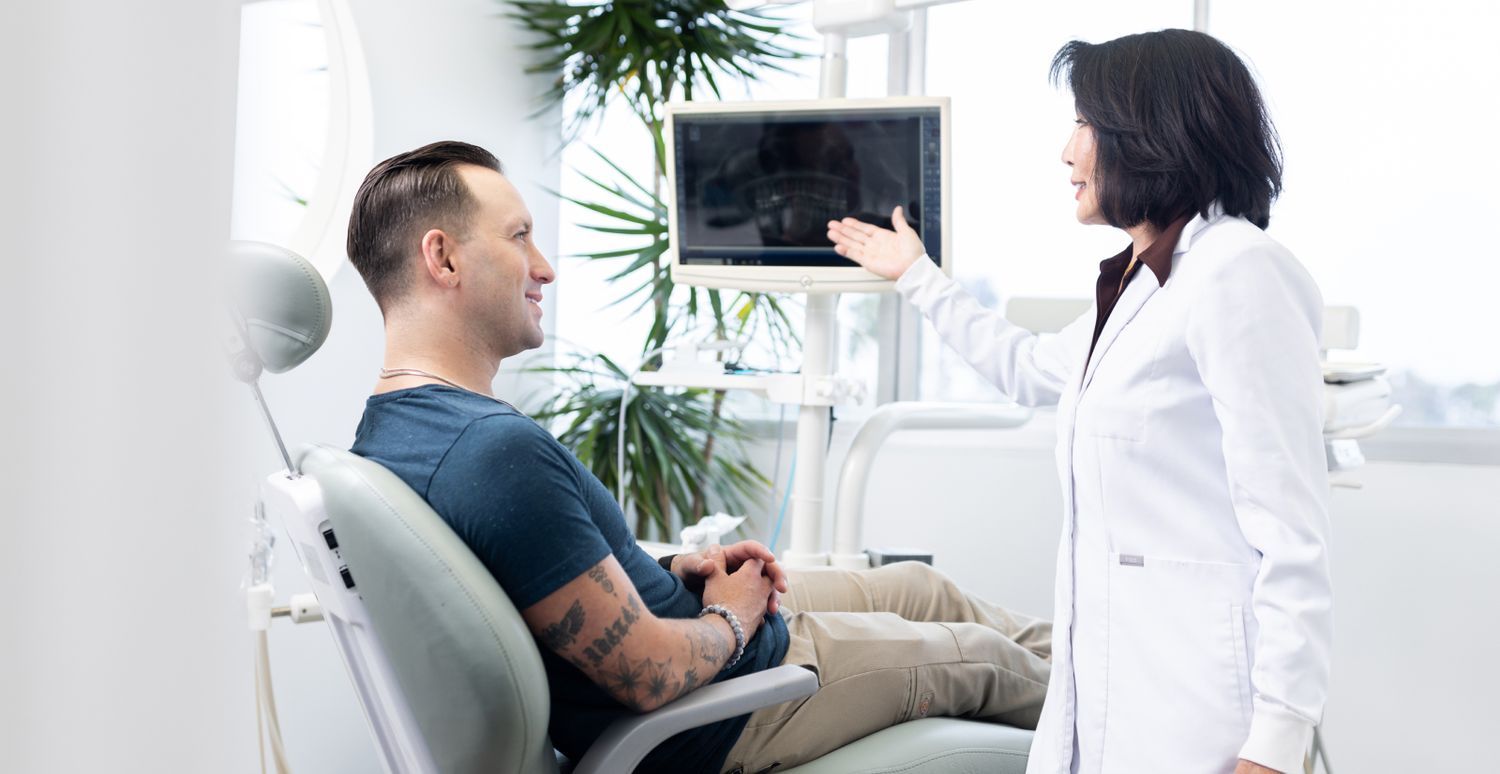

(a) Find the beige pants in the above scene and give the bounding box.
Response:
[720,562,1052,774]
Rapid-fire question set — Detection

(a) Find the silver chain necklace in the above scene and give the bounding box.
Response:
[378,367,516,410]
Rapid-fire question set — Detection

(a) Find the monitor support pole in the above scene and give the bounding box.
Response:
[654,1,950,569]
[779,30,848,569]
[781,4,932,570]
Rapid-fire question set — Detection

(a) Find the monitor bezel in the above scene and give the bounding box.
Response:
[664,96,953,294]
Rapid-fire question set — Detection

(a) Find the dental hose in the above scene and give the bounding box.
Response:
[247,499,291,774]
[255,629,293,774]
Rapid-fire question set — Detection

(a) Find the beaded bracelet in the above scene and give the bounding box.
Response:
[698,604,746,670]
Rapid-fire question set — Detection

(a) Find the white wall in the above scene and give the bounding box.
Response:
[0,2,253,773]
[246,1,562,771]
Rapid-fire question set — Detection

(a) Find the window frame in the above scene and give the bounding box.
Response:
[236,0,374,281]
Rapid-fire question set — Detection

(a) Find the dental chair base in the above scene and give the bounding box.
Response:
[781,718,1032,774]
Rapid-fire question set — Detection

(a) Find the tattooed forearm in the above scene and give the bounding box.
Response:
[582,594,642,666]
[527,560,744,713]
[586,564,615,594]
[540,600,585,651]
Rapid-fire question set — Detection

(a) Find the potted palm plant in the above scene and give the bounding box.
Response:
[507,0,806,539]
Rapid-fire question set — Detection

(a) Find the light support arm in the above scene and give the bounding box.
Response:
[226,306,299,477]
[249,380,298,476]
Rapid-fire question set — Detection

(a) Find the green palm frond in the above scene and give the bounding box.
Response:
[506,0,805,142]
[531,352,767,538]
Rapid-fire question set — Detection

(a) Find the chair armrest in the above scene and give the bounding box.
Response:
[571,665,818,774]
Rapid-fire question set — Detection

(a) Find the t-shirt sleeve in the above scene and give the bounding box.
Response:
[427,413,612,610]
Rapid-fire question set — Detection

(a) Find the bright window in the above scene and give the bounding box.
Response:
[917,0,1499,429]
[1213,0,1499,427]
[231,0,330,250]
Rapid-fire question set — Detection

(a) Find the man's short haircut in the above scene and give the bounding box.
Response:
[346,140,503,309]
[1051,29,1282,231]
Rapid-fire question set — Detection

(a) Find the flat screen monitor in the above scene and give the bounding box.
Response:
[665,97,951,293]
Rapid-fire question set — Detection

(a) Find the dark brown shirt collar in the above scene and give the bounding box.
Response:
[1084,213,1195,368]
[1105,212,1193,287]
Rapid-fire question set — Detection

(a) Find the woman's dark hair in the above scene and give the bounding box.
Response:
[347,140,502,310]
[1051,29,1282,230]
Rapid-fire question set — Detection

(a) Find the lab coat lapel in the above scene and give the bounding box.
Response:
[1079,274,1159,395]
[1077,208,1216,396]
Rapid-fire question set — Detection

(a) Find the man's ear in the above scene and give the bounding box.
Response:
[419,228,461,289]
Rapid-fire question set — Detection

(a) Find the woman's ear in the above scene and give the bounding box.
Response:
[420,228,460,288]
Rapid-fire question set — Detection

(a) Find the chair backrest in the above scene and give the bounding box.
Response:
[275,444,558,774]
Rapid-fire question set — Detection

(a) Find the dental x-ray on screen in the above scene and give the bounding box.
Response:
[671,103,945,270]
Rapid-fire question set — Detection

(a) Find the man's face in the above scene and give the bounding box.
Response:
[1062,116,1107,226]
[454,165,555,358]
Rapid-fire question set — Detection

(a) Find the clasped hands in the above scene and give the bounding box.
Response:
[670,540,790,615]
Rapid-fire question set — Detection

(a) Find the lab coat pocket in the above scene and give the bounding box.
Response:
[1077,385,1147,443]
[1083,403,1146,442]
[1100,555,1256,774]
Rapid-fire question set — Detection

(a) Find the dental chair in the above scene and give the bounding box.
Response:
[230,240,1034,774]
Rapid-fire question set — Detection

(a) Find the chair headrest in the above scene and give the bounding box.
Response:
[227,240,332,374]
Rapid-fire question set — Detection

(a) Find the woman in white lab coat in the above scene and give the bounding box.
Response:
[828,29,1331,774]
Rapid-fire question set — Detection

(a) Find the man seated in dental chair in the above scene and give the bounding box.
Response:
[346,141,1050,774]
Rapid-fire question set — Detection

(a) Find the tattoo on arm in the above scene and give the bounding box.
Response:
[603,653,645,706]
[543,568,722,709]
[586,564,615,594]
[679,629,703,695]
[643,657,681,703]
[603,653,685,708]
[692,622,730,667]
[581,594,642,667]
[540,600,585,652]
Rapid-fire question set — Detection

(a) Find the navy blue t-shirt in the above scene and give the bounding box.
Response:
[351,385,788,773]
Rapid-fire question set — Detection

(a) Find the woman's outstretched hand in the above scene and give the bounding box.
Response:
[826,205,926,280]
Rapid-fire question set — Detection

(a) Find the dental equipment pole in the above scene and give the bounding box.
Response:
[781,0,949,568]
[875,5,925,402]
[781,29,848,569]
[679,0,967,568]
[784,297,838,567]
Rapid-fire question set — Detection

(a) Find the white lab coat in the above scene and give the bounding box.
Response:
[895,208,1332,774]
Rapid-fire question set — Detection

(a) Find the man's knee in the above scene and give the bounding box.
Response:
[872,560,945,587]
